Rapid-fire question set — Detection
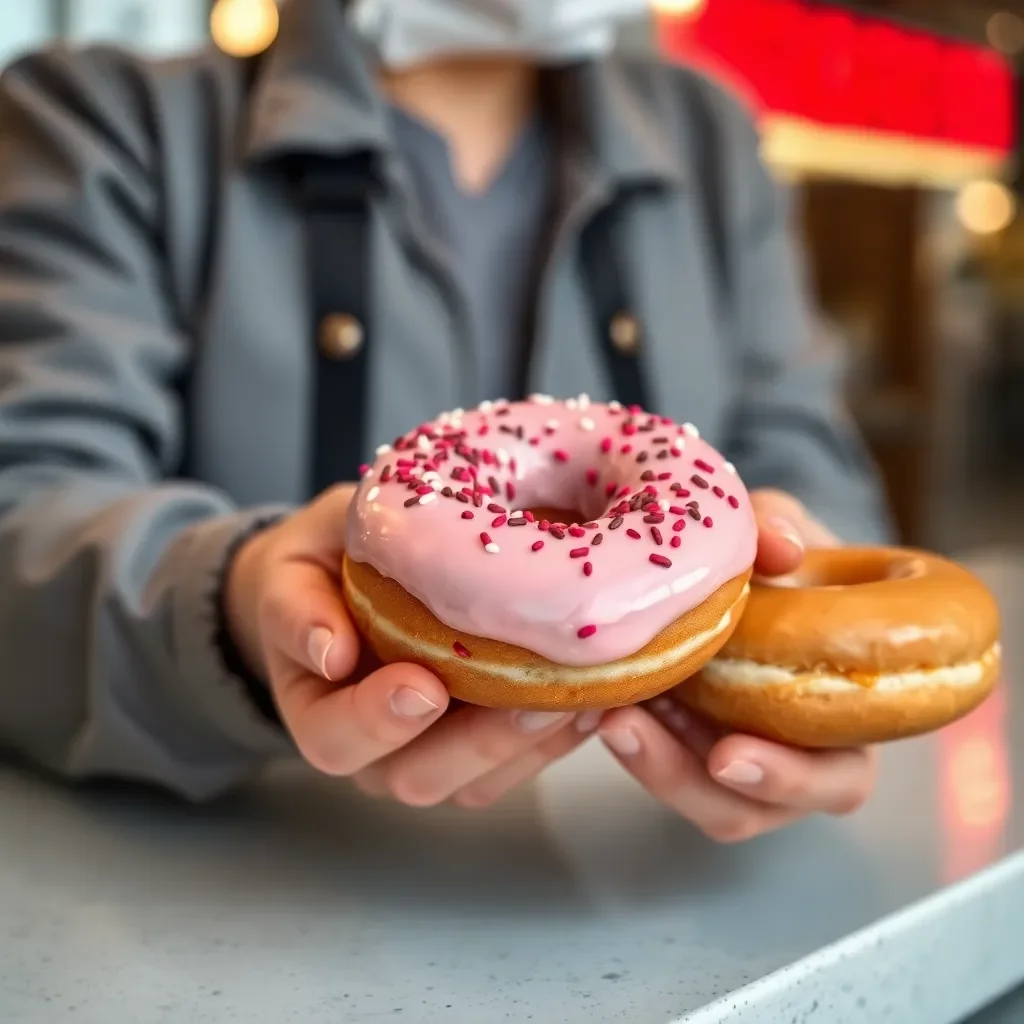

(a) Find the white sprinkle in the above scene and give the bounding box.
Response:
[510,510,522,518]
[530,393,554,405]
[419,492,437,505]
[430,480,443,491]
[566,397,578,411]
[516,467,526,481]
[452,407,464,418]
[436,413,450,427]
[417,434,430,450]
[484,542,500,554]
[578,393,591,409]
[422,471,440,482]
[366,486,380,502]
[579,416,595,431]
[545,418,560,431]
[724,461,737,475]
[375,444,391,456]
[683,422,700,438]
[496,448,510,467]
[609,400,622,411]
[478,400,494,412]
[659,499,670,511]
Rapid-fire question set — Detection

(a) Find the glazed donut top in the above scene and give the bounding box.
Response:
[346,396,757,666]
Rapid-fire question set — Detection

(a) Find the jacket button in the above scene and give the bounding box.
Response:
[609,312,641,356]
[319,313,364,360]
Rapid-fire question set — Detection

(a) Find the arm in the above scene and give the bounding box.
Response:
[713,90,894,545]
[0,48,292,800]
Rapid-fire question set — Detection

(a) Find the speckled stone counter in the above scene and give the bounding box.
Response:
[1,549,1022,1024]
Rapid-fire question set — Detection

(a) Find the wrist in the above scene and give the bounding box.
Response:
[221,518,278,683]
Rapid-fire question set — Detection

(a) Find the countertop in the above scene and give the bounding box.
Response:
[1,548,1022,1024]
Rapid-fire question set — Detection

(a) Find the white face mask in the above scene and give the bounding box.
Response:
[349,0,649,67]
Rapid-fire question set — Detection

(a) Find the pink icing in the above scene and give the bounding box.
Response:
[346,396,757,667]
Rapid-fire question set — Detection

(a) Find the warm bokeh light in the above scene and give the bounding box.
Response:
[987,11,1024,55]
[210,0,279,58]
[650,0,707,16]
[956,180,1017,236]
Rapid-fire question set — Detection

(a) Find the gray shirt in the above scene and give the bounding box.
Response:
[390,106,552,401]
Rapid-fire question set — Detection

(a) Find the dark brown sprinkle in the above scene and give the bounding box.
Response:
[638,422,655,432]
[499,425,515,435]
[403,496,420,507]
[549,527,566,540]
[713,485,725,498]
[456,492,470,504]
[584,522,599,529]
[495,407,511,416]
[441,486,454,498]
[508,517,528,526]
[488,503,506,514]
[651,526,663,545]
[609,516,624,531]
[592,532,604,545]
[656,450,669,460]
[688,507,701,521]
[516,426,525,440]
[686,500,700,508]
[473,493,483,507]
[691,474,709,489]
[640,470,655,481]
[644,513,665,524]
[630,495,645,511]
[653,437,669,444]
[636,451,649,464]
[488,475,500,492]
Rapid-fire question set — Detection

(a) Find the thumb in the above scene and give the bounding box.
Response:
[751,490,808,578]
[283,483,359,570]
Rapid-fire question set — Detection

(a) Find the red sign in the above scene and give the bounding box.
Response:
[656,0,1016,152]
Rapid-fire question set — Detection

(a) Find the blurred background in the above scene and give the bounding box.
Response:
[0,0,1019,556]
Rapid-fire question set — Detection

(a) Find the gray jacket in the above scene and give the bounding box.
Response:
[0,0,891,800]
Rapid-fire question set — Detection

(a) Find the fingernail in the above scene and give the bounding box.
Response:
[513,710,569,733]
[307,627,334,678]
[390,687,441,719]
[715,760,765,786]
[575,709,604,733]
[602,727,641,756]
[769,517,804,551]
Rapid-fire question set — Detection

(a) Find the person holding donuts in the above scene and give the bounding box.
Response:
[0,0,893,843]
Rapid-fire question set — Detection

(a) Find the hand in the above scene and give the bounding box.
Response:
[598,489,878,842]
[224,485,599,808]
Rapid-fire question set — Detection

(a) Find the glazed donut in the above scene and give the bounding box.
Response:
[680,547,1002,748]
[343,396,757,710]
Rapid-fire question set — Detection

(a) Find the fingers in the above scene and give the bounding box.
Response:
[452,710,604,809]
[284,483,359,569]
[352,704,581,807]
[600,707,796,843]
[750,489,839,577]
[707,735,877,817]
[272,660,450,777]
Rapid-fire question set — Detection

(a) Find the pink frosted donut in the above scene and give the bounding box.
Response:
[342,396,757,710]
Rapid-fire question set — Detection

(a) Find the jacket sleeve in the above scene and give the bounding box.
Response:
[708,84,895,544]
[0,48,294,800]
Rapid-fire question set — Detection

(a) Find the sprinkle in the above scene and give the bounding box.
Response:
[592,533,603,545]
[694,459,715,474]
[539,520,550,531]
[366,486,380,501]
[609,516,624,530]
[478,400,494,412]
[688,507,701,521]
[545,419,560,433]
[640,470,655,482]
[637,451,649,464]
[419,492,437,505]
[656,450,669,461]
[570,547,590,558]
[360,463,370,476]
[580,417,595,431]
[414,484,435,495]
[724,461,737,474]
[491,515,507,528]
[532,540,545,552]
[577,624,598,639]
[529,437,541,446]
[530,393,554,404]
[480,532,493,548]
[649,553,673,568]
[488,503,506,514]
[578,393,591,409]
[669,506,687,515]
[549,527,566,540]
[506,481,516,501]
[586,468,599,487]
[583,521,599,529]
[728,495,740,508]
[583,561,593,576]
[456,492,470,504]
[617,484,632,498]
[417,435,430,451]
[566,397,578,411]
[657,472,672,480]
[441,486,454,498]
[380,465,392,482]
[478,425,489,436]
[621,444,633,455]
[691,475,709,489]
[626,528,642,540]
[508,517,528,526]
[623,422,637,436]
[568,526,586,538]
[670,536,681,548]
[461,510,474,520]
[553,449,570,463]
[609,400,622,411]
[703,516,714,528]
[683,423,700,438]
[670,445,683,457]
[713,485,725,497]
[484,542,500,553]
[488,475,500,493]
[673,519,686,532]
[453,641,471,658]
[659,499,670,511]
[651,526,663,545]
[404,496,420,507]
[375,444,391,456]
[600,437,613,453]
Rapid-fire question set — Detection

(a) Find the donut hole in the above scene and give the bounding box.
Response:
[789,553,926,589]
[527,505,588,526]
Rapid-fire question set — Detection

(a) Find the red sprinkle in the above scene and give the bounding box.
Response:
[651,527,663,545]
[479,532,493,548]
[649,554,673,568]
[712,485,725,498]
[524,510,536,523]
[694,459,715,474]
[569,526,586,538]
[529,437,541,446]
[657,472,672,480]
[415,485,434,495]
[728,495,740,508]
[570,547,590,558]
[626,528,642,540]
[478,425,489,436]
[672,519,686,532]
[583,561,593,577]
[703,516,714,528]
[532,540,545,552]
[553,450,570,462]
[461,511,474,520]
[605,482,618,498]
[623,423,637,436]
[360,463,370,476]
[586,469,599,487]
[577,624,598,639]
[491,515,507,528]
[507,482,516,501]
[670,536,681,548]
[669,506,687,515]
[453,641,471,658]
[621,444,633,455]
[539,520,550,531]
[600,437,613,453]
[488,503,506,513]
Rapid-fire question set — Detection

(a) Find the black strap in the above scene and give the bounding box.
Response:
[292,152,380,494]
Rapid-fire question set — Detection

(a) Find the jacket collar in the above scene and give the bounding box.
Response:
[242,0,685,189]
